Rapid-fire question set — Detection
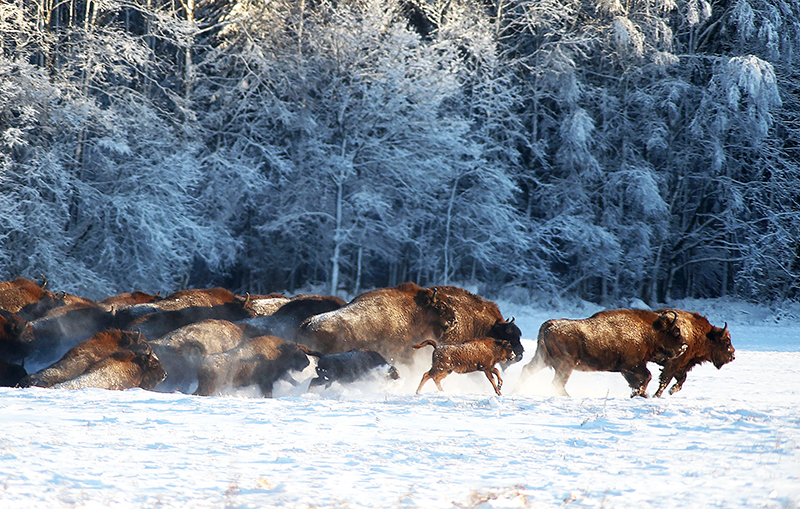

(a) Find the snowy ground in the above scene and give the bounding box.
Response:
[1,300,799,509]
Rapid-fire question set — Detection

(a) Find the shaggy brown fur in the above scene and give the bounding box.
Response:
[431,286,524,362]
[194,335,311,397]
[0,277,62,321]
[19,329,151,388]
[414,338,515,396]
[295,283,455,362]
[51,349,166,391]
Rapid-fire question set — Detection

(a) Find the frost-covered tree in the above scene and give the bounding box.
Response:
[0,1,232,296]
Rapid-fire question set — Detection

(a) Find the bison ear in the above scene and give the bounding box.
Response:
[414,288,434,307]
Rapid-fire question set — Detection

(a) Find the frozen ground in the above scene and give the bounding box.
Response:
[1,300,799,509]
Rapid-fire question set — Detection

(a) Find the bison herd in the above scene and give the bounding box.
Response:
[0,276,735,398]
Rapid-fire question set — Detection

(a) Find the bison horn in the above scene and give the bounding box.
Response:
[722,322,728,334]
[665,310,677,327]
[431,288,438,301]
[509,317,515,324]
[243,292,251,308]
[39,273,48,289]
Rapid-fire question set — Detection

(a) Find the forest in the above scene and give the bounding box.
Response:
[0,0,798,305]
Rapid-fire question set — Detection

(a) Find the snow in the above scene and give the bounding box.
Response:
[2,301,799,508]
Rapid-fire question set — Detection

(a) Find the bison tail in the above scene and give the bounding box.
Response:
[412,339,438,350]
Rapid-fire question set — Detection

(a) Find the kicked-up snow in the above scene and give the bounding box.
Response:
[1,304,799,508]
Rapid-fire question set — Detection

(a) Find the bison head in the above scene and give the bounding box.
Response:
[708,322,735,369]
[133,350,167,390]
[415,288,456,335]
[489,317,524,362]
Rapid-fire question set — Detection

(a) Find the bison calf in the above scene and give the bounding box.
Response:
[307,349,400,390]
[414,338,515,396]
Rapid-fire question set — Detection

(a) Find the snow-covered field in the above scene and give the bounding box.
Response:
[1,301,799,509]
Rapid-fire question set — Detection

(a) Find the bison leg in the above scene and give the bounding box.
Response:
[668,372,688,395]
[417,370,448,394]
[654,363,681,397]
[551,366,572,397]
[622,365,651,398]
[484,368,503,396]
[517,348,547,386]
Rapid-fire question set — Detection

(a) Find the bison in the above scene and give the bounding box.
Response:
[149,319,266,393]
[653,309,735,397]
[16,298,117,371]
[0,359,26,387]
[414,338,516,396]
[517,309,685,397]
[307,349,400,390]
[101,291,163,310]
[431,286,524,362]
[194,335,312,397]
[50,348,166,391]
[0,276,63,321]
[0,309,30,365]
[243,294,347,341]
[244,293,292,317]
[19,329,152,388]
[117,287,255,340]
[295,282,455,362]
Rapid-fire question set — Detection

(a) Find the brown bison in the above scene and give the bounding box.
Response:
[431,286,524,362]
[244,294,348,341]
[194,335,312,397]
[245,293,292,317]
[653,309,735,397]
[50,348,166,391]
[307,349,400,390]
[19,329,152,388]
[517,309,685,397]
[117,287,255,340]
[149,319,266,393]
[295,282,455,362]
[17,298,117,370]
[414,338,516,396]
[0,276,63,321]
[101,291,163,310]
[0,309,30,365]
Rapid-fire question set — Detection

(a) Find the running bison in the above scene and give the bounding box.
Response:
[16,297,117,371]
[0,276,63,321]
[517,309,685,397]
[307,349,400,390]
[19,329,152,388]
[0,309,30,365]
[116,287,255,340]
[431,286,524,362]
[295,283,455,362]
[49,348,166,391]
[414,338,516,396]
[194,335,312,397]
[653,309,735,397]
[241,294,347,341]
[149,319,266,393]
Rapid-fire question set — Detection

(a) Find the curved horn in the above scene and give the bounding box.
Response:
[722,322,728,334]
[243,292,251,308]
[39,273,48,289]
[665,310,678,327]
[509,317,515,324]
[431,287,438,301]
